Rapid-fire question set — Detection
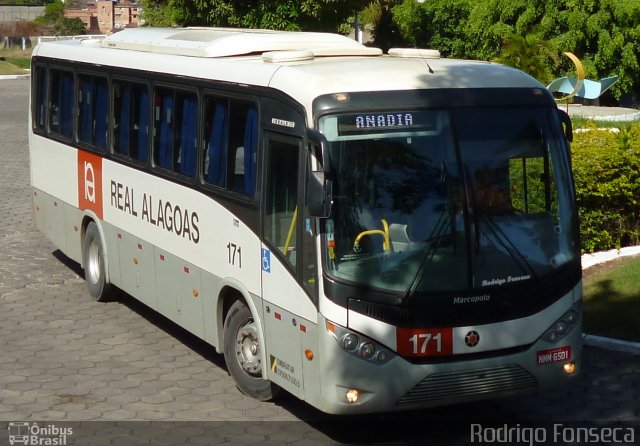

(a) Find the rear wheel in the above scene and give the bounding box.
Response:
[82,221,115,302]
[223,300,279,401]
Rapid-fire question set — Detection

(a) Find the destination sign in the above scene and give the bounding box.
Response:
[337,111,439,136]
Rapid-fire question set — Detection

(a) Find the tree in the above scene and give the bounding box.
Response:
[140,0,370,32]
[35,0,86,35]
[359,1,408,52]
[463,0,640,99]
[494,31,559,84]
[391,0,471,58]
[387,0,640,100]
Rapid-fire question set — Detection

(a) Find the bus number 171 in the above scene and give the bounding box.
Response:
[396,327,453,357]
[227,242,242,268]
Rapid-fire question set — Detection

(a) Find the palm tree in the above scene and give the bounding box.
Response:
[495,32,559,84]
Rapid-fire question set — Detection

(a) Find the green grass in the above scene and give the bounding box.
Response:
[571,116,635,129]
[0,60,28,75]
[0,48,32,72]
[4,57,30,69]
[583,255,640,342]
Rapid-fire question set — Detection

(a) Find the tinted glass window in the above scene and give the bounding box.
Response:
[49,69,74,138]
[34,66,47,130]
[201,95,258,196]
[77,74,108,150]
[113,80,149,163]
[153,88,197,177]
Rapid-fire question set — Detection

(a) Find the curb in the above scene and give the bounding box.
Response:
[583,333,640,355]
[0,74,30,80]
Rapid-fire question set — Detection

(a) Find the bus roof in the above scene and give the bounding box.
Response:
[33,28,544,113]
[102,27,383,58]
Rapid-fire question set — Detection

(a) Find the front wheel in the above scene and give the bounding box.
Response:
[82,221,115,302]
[223,300,279,401]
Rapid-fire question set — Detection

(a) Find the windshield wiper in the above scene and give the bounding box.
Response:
[477,212,538,281]
[403,207,453,297]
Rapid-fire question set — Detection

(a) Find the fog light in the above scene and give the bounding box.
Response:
[346,389,359,403]
[563,361,577,375]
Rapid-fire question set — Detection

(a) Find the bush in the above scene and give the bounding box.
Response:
[571,122,640,253]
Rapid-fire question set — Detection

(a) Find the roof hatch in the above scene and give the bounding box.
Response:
[102,27,382,58]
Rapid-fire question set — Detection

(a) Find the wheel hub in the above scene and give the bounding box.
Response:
[235,321,261,376]
[87,238,101,285]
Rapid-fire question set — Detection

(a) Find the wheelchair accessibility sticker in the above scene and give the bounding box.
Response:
[262,248,271,273]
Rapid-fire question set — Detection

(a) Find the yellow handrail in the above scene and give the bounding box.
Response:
[283,206,298,257]
[353,219,390,252]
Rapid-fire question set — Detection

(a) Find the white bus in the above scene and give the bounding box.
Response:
[29,27,582,414]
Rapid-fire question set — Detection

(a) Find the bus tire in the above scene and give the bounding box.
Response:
[223,300,279,401]
[82,221,115,302]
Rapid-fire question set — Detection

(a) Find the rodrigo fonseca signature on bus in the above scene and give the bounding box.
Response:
[481,275,531,287]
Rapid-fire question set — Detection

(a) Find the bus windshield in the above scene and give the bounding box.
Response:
[318,107,579,296]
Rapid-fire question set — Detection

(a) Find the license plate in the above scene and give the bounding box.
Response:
[536,346,571,365]
[396,327,453,357]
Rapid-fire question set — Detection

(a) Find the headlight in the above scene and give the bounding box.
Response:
[342,334,359,351]
[543,301,581,343]
[326,320,393,364]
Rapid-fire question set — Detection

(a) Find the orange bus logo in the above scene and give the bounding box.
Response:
[77,151,103,219]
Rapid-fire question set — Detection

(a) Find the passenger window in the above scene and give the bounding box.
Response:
[49,69,74,138]
[201,96,258,196]
[202,96,228,187]
[33,66,47,130]
[153,88,197,177]
[77,74,108,150]
[113,80,149,163]
[228,100,258,196]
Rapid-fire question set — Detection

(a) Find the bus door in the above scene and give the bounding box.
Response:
[261,132,318,398]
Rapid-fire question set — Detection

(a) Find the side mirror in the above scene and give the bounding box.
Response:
[307,170,332,218]
[557,109,573,143]
[306,129,332,218]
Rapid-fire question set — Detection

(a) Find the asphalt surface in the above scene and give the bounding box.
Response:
[1,78,639,445]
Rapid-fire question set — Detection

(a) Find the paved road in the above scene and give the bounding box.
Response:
[1,78,639,445]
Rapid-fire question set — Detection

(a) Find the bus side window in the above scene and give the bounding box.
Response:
[175,92,197,177]
[49,69,74,138]
[136,86,149,162]
[227,100,257,196]
[153,88,197,177]
[113,80,149,163]
[33,66,47,130]
[202,96,228,187]
[154,88,174,170]
[78,74,108,150]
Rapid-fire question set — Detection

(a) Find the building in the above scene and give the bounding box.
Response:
[0,5,45,25]
[65,1,141,34]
